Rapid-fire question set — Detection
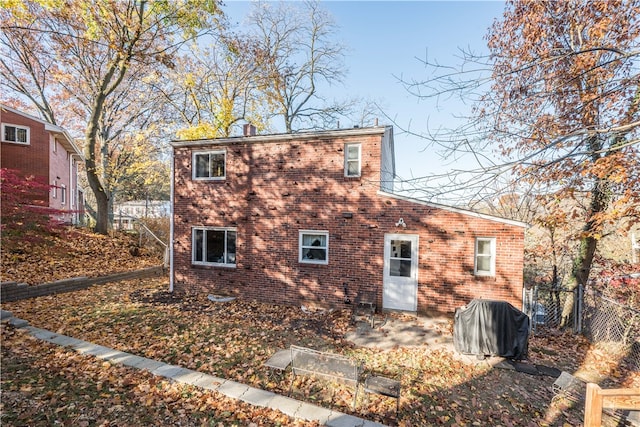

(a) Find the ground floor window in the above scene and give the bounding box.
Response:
[192,227,236,267]
[474,237,496,276]
[299,230,329,264]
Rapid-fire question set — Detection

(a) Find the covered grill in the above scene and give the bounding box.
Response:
[454,299,530,360]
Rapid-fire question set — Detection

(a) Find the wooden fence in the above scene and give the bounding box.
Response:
[584,383,640,426]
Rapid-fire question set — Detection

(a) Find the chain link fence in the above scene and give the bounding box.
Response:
[524,284,640,371]
[582,288,640,371]
[522,285,580,333]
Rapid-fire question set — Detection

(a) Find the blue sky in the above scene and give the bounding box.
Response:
[223,1,506,181]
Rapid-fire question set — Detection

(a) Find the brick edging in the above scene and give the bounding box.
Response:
[0,266,165,303]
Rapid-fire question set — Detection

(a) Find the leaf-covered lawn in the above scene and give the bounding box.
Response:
[1,231,636,425]
[1,325,313,427]
[3,277,638,426]
[0,228,161,285]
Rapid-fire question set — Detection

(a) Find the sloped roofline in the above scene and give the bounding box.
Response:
[378,190,529,228]
[170,126,390,147]
[0,103,83,158]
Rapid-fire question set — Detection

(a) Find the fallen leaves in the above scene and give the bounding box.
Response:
[2,231,638,426]
[0,227,161,285]
[1,325,315,426]
[4,276,631,426]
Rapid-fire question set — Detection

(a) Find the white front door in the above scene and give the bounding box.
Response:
[383,234,419,311]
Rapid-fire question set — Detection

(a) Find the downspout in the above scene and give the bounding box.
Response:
[70,153,82,224]
[69,152,74,218]
[169,147,175,292]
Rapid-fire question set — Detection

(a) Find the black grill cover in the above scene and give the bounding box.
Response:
[453,299,529,360]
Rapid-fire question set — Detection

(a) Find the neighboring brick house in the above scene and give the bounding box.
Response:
[1,104,84,224]
[171,125,527,314]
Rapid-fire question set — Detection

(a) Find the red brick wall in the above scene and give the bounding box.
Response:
[49,137,73,211]
[172,130,525,314]
[1,108,78,222]
[1,109,50,203]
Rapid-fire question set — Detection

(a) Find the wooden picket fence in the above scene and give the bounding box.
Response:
[584,383,640,426]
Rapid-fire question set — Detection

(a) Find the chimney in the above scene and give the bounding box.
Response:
[243,123,257,137]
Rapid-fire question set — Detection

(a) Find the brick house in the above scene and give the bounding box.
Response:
[1,104,84,224]
[170,125,527,314]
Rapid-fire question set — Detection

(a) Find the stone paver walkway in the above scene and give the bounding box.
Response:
[1,310,385,427]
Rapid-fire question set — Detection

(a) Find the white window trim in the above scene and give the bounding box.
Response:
[192,226,237,267]
[52,180,57,198]
[2,123,30,145]
[344,143,361,177]
[299,230,329,265]
[61,184,66,205]
[192,150,226,180]
[474,237,496,276]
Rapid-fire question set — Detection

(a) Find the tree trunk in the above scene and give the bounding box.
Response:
[94,184,109,234]
[560,177,610,327]
[84,149,110,234]
[84,105,110,234]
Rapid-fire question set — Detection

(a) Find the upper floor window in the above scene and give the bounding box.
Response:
[299,230,329,265]
[192,227,236,267]
[193,150,226,180]
[2,123,29,145]
[474,237,496,276]
[344,143,361,177]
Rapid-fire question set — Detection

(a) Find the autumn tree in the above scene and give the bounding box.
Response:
[112,135,171,203]
[155,34,271,139]
[0,0,223,234]
[247,0,353,132]
[399,1,640,294]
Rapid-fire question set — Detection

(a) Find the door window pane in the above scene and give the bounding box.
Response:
[390,239,412,277]
[390,240,411,258]
[390,259,412,277]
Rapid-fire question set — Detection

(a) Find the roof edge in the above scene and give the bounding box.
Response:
[45,124,83,157]
[1,104,83,157]
[171,126,390,148]
[378,190,529,228]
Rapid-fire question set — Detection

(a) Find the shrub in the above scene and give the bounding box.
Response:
[1,168,64,237]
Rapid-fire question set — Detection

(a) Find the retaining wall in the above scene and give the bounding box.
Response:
[0,265,165,303]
